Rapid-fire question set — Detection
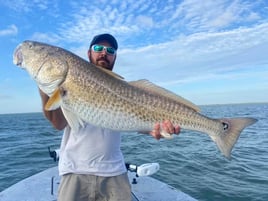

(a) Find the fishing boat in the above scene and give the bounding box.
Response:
[0,148,197,201]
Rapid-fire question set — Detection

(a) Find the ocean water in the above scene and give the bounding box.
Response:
[0,103,267,201]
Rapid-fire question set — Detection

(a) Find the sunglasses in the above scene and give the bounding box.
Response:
[91,44,116,55]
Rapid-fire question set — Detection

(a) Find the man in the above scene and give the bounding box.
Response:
[39,33,180,201]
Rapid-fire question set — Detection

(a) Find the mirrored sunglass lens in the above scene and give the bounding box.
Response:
[106,47,115,54]
[93,45,104,52]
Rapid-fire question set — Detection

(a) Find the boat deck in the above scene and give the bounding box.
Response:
[0,166,197,201]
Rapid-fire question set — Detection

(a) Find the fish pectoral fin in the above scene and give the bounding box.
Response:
[44,88,85,131]
[45,88,62,110]
[61,107,85,132]
[129,79,200,112]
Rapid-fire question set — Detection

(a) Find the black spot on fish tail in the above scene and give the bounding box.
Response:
[214,117,257,159]
[222,122,229,130]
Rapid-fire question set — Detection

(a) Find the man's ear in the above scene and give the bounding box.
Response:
[87,50,90,60]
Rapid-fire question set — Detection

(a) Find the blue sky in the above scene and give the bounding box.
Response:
[0,0,268,114]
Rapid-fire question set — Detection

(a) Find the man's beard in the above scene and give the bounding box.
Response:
[89,55,115,71]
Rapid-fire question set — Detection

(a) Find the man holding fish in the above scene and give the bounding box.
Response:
[38,34,180,201]
[13,31,257,200]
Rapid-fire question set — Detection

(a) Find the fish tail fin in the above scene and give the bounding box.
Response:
[212,117,257,159]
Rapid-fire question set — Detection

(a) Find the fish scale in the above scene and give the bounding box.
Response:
[13,40,257,158]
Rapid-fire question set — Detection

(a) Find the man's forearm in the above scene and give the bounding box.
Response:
[39,89,67,130]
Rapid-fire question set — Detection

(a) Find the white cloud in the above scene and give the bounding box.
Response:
[30,32,60,44]
[0,0,55,12]
[48,0,267,51]
[246,12,261,21]
[0,0,31,12]
[167,0,265,32]
[115,22,268,87]
[135,15,154,28]
[0,25,18,36]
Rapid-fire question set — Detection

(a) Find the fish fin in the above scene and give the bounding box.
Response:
[38,79,64,97]
[129,79,200,112]
[95,65,125,80]
[45,88,84,131]
[212,117,257,159]
[45,88,62,110]
[61,107,85,132]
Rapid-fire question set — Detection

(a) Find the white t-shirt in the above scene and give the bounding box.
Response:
[58,123,126,176]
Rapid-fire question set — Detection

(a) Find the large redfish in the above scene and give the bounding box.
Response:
[13,41,257,158]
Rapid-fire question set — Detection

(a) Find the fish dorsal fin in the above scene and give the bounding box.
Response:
[95,65,125,80]
[129,79,200,112]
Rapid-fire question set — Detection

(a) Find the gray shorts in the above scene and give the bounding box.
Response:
[58,173,132,201]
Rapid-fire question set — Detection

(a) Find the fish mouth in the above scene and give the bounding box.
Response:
[13,44,23,66]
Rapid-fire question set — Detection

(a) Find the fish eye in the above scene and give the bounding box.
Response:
[29,44,33,49]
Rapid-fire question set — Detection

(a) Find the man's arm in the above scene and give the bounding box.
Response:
[39,89,67,130]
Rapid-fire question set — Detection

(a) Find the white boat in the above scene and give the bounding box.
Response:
[0,149,197,201]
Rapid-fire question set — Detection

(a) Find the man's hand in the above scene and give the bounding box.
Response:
[150,120,181,140]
